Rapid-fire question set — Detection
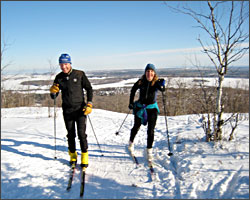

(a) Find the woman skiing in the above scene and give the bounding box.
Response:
[128,63,165,165]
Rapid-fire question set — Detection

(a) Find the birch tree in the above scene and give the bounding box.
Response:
[167,1,249,140]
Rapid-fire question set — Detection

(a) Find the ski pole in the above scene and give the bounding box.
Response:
[161,90,173,156]
[87,115,104,156]
[53,96,57,159]
[115,109,131,135]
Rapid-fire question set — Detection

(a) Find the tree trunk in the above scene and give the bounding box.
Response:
[206,113,211,142]
[215,74,224,140]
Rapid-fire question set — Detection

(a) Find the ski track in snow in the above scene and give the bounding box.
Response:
[1,107,249,199]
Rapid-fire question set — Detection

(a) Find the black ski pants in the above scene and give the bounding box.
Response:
[129,108,158,149]
[63,109,88,153]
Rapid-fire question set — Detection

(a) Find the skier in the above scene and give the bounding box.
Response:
[50,53,93,168]
[128,63,165,164]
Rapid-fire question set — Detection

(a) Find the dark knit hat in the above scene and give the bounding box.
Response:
[145,63,156,73]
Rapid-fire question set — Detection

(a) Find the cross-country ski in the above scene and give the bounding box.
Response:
[66,163,76,191]
[80,167,86,197]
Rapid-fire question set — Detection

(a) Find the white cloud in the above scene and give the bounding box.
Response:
[77,43,249,70]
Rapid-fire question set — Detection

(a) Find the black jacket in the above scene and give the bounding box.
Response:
[130,76,164,105]
[52,69,93,113]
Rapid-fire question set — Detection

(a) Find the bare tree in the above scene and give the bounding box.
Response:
[1,40,14,75]
[166,1,249,141]
[1,40,14,109]
[47,59,58,117]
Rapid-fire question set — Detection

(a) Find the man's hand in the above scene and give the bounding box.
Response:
[83,103,93,115]
[50,83,59,94]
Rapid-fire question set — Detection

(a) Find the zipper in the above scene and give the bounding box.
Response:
[145,81,150,100]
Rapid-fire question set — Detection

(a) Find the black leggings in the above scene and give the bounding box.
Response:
[63,109,88,153]
[129,108,158,148]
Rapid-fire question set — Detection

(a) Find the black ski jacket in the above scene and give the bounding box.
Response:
[129,76,164,105]
[52,69,93,113]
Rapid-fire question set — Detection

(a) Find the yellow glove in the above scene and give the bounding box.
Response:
[83,103,92,115]
[50,83,59,93]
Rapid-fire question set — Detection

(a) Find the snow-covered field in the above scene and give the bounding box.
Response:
[1,74,249,93]
[1,107,249,199]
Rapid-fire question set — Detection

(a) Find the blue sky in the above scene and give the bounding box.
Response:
[1,1,249,74]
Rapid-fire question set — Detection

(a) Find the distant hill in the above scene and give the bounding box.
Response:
[4,66,249,78]
[86,66,249,78]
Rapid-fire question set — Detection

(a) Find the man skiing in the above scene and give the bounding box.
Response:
[128,63,165,165]
[50,53,93,168]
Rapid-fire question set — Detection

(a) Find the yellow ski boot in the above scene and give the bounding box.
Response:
[81,151,89,168]
[68,150,77,166]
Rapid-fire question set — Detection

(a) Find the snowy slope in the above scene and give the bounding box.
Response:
[1,107,249,199]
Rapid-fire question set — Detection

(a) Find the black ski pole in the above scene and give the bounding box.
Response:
[53,96,57,159]
[161,90,173,156]
[87,115,104,156]
[115,109,131,135]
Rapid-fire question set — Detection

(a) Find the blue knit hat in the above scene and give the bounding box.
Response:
[59,53,72,64]
[145,63,156,73]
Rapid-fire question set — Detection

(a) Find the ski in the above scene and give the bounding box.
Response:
[131,161,157,187]
[127,147,140,167]
[131,154,139,166]
[66,164,87,197]
[80,167,86,197]
[66,163,76,191]
[148,162,156,181]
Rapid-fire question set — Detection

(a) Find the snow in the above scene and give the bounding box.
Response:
[1,74,249,94]
[91,78,139,90]
[1,74,52,94]
[1,107,249,199]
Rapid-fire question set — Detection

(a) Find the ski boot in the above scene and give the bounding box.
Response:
[128,141,139,165]
[146,148,154,167]
[81,151,89,168]
[68,150,77,166]
[147,148,156,179]
[128,141,135,156]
